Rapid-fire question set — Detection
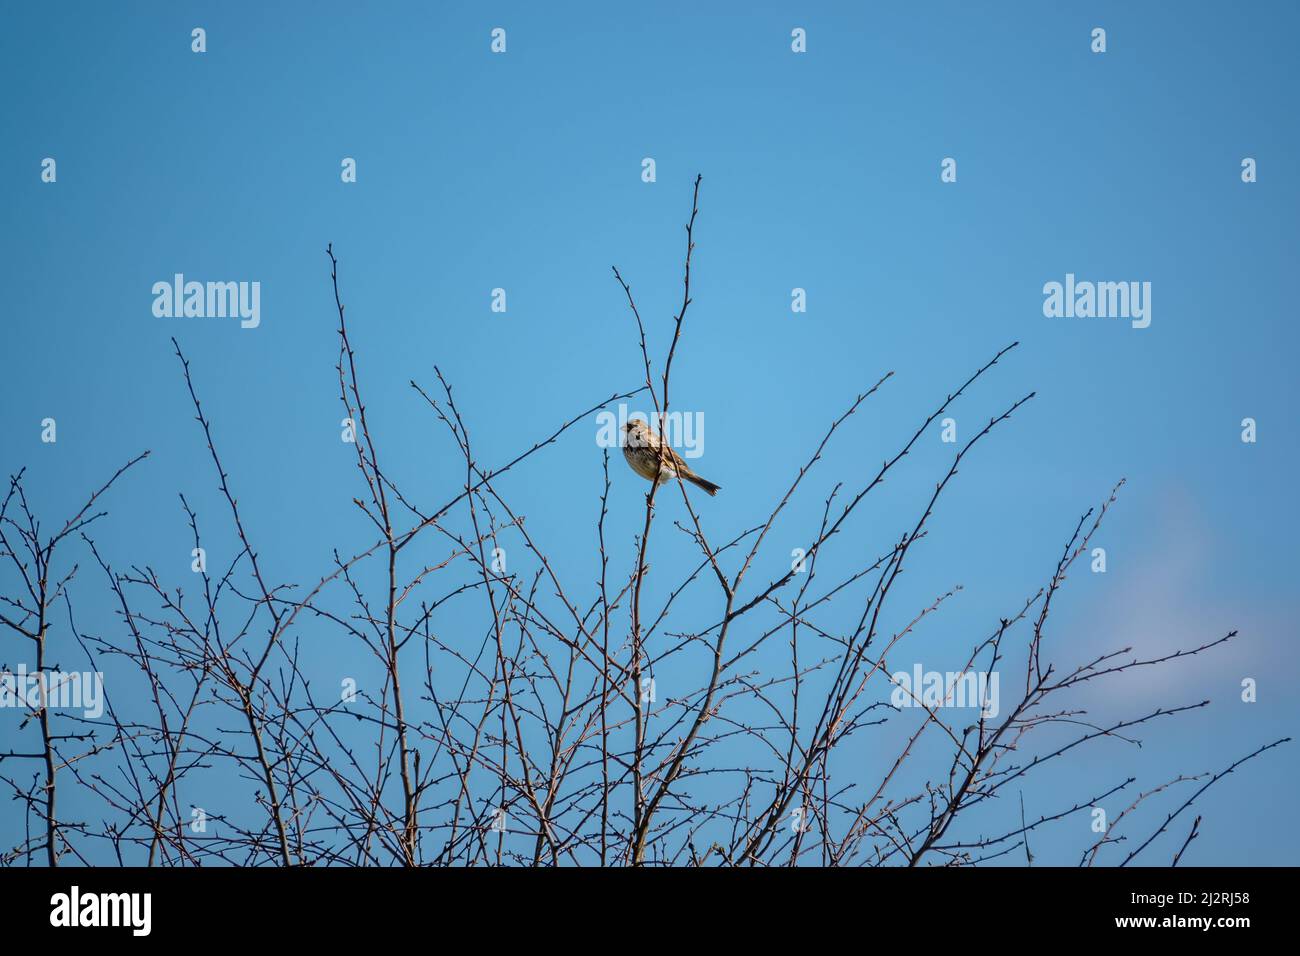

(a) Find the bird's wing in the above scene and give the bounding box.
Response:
[663,444,694,476]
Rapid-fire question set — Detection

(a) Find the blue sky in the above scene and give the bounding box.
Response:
[1,1,1296,865]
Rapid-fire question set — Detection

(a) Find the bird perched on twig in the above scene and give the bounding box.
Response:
[622,419,721,496]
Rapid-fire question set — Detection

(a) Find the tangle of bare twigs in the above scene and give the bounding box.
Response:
[1,180,1287,867]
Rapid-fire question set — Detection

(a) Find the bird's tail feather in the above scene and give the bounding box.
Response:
[686,473,721,496]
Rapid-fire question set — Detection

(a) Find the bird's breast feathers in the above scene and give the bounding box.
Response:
[624,445,675,482]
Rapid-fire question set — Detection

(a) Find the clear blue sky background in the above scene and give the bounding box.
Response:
[1,1,1296,865]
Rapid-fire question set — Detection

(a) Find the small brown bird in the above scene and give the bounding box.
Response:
[622,419,721,496]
